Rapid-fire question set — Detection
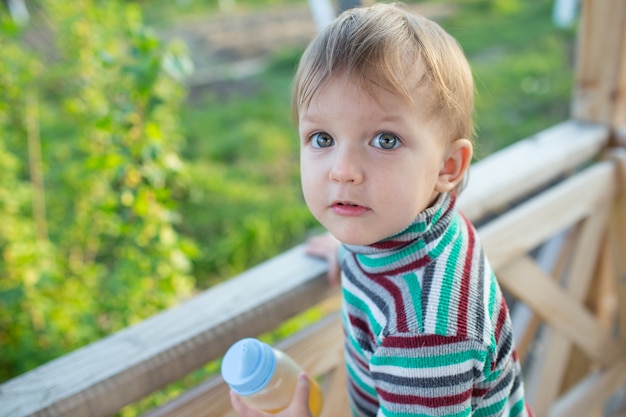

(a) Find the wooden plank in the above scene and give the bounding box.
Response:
[587,231,618,332]
[282,313,344,378]
[143,311,344,417]
[617,125,626,147]
[607,149,626,338]
[320,366,350,417]
[0,245,335,417]
[559,346,595,407]
[503,196,612,415]
[506,202,614,413]
[497,256,625,366]
[513,230,573,362]
[572,0,626,127]
[513,311,541,364]
[557,232,618,412]
[527,227,583,392]
[549,356,626,417]
[459,120,609,222]
[478,161,616,270]
[525,328,571,414]
[566,205,611,301]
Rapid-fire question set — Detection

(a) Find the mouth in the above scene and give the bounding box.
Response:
[331,201,370,216]
[334,201,360,207]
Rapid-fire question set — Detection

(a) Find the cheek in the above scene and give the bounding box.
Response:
[300,162,320,205]
[388,164,439,208]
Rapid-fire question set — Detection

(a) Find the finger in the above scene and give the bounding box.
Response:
[304,234,341,285]
[327,255,341,286]
[305,233,339,257]
[230,391,262,417]
[294,373,311,401]
[288,373,314,416]
[230,391,245,413]
[304,236,330,258]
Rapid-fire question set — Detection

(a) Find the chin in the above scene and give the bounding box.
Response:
[333,233,377,247]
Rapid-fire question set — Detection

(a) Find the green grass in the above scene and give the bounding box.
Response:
[177,48,318,288]
[442,0,575,157]
[173,0,576,287]
[141,0,306,27]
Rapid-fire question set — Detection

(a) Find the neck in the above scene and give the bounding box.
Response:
[341,193,458,277]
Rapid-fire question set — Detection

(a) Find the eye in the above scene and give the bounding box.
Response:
[372,133,400,150]
[310,132,334,148]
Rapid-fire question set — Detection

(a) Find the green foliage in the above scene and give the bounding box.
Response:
[180,54,317,287]
[138,0,304,27]
[440,0,574,156]
[1,0,577,414]
[124,2,575,412]
[0,0,195,381]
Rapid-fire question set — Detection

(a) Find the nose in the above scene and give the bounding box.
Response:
[329,148,364,184]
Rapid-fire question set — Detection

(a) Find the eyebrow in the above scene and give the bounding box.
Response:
[298,107,329,126]
[375,113,407,124]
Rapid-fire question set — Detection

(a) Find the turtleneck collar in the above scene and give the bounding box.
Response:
[341,192,458,277]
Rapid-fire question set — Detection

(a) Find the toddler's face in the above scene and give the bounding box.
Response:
[299,75,452,246]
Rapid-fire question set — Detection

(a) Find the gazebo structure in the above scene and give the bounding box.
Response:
[1,0,626,416]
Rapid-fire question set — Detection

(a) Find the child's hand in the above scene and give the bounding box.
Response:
[229,373,314,417]
[305,233,341,286]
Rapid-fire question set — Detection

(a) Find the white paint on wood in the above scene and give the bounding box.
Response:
[459,120,609,221]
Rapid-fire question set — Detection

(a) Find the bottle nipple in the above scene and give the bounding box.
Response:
[221,338,277,396]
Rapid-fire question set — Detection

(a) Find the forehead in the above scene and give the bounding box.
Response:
[300,70,433,119]
[298,75,442,137]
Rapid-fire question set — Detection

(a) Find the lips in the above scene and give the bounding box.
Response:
[331,201,370,216]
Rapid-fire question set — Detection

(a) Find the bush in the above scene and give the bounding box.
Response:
[0,0,195,381]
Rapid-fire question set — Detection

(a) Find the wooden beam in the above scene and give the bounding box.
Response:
[513,230,573,362]
[497,201,619,414]
[572,0,626,128]
[549,356,626,417]
[497,256,625,367]
[143,311,344,417]
[459,121,608,222]
[617,125,626,147]
[477,159,618,413]
[606,149,626,338]
[0,246,335,417]
[319,366,351,417]
[478,161,616,270]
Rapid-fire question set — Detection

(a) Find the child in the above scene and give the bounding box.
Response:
[230,3,532,416]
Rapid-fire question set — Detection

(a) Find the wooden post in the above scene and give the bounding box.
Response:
[608,150,626,340]
[572,0,626,133]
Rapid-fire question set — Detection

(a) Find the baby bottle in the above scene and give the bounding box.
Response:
[221,337,324,416]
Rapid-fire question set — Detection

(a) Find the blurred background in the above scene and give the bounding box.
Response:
[0,0,577,414]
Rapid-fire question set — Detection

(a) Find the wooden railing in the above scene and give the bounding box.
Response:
[2,119,625,417]
[3,1,626,416]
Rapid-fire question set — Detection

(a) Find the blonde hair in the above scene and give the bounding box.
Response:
[292,2,474,142]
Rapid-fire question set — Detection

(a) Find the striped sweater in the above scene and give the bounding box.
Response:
[339,193,532,417]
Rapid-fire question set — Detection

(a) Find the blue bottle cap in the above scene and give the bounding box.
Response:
[221,338,277,396]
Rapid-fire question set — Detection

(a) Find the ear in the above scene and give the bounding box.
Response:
[435,139,473,193]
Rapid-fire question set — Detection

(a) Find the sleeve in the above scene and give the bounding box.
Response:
[370,333,495,417]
